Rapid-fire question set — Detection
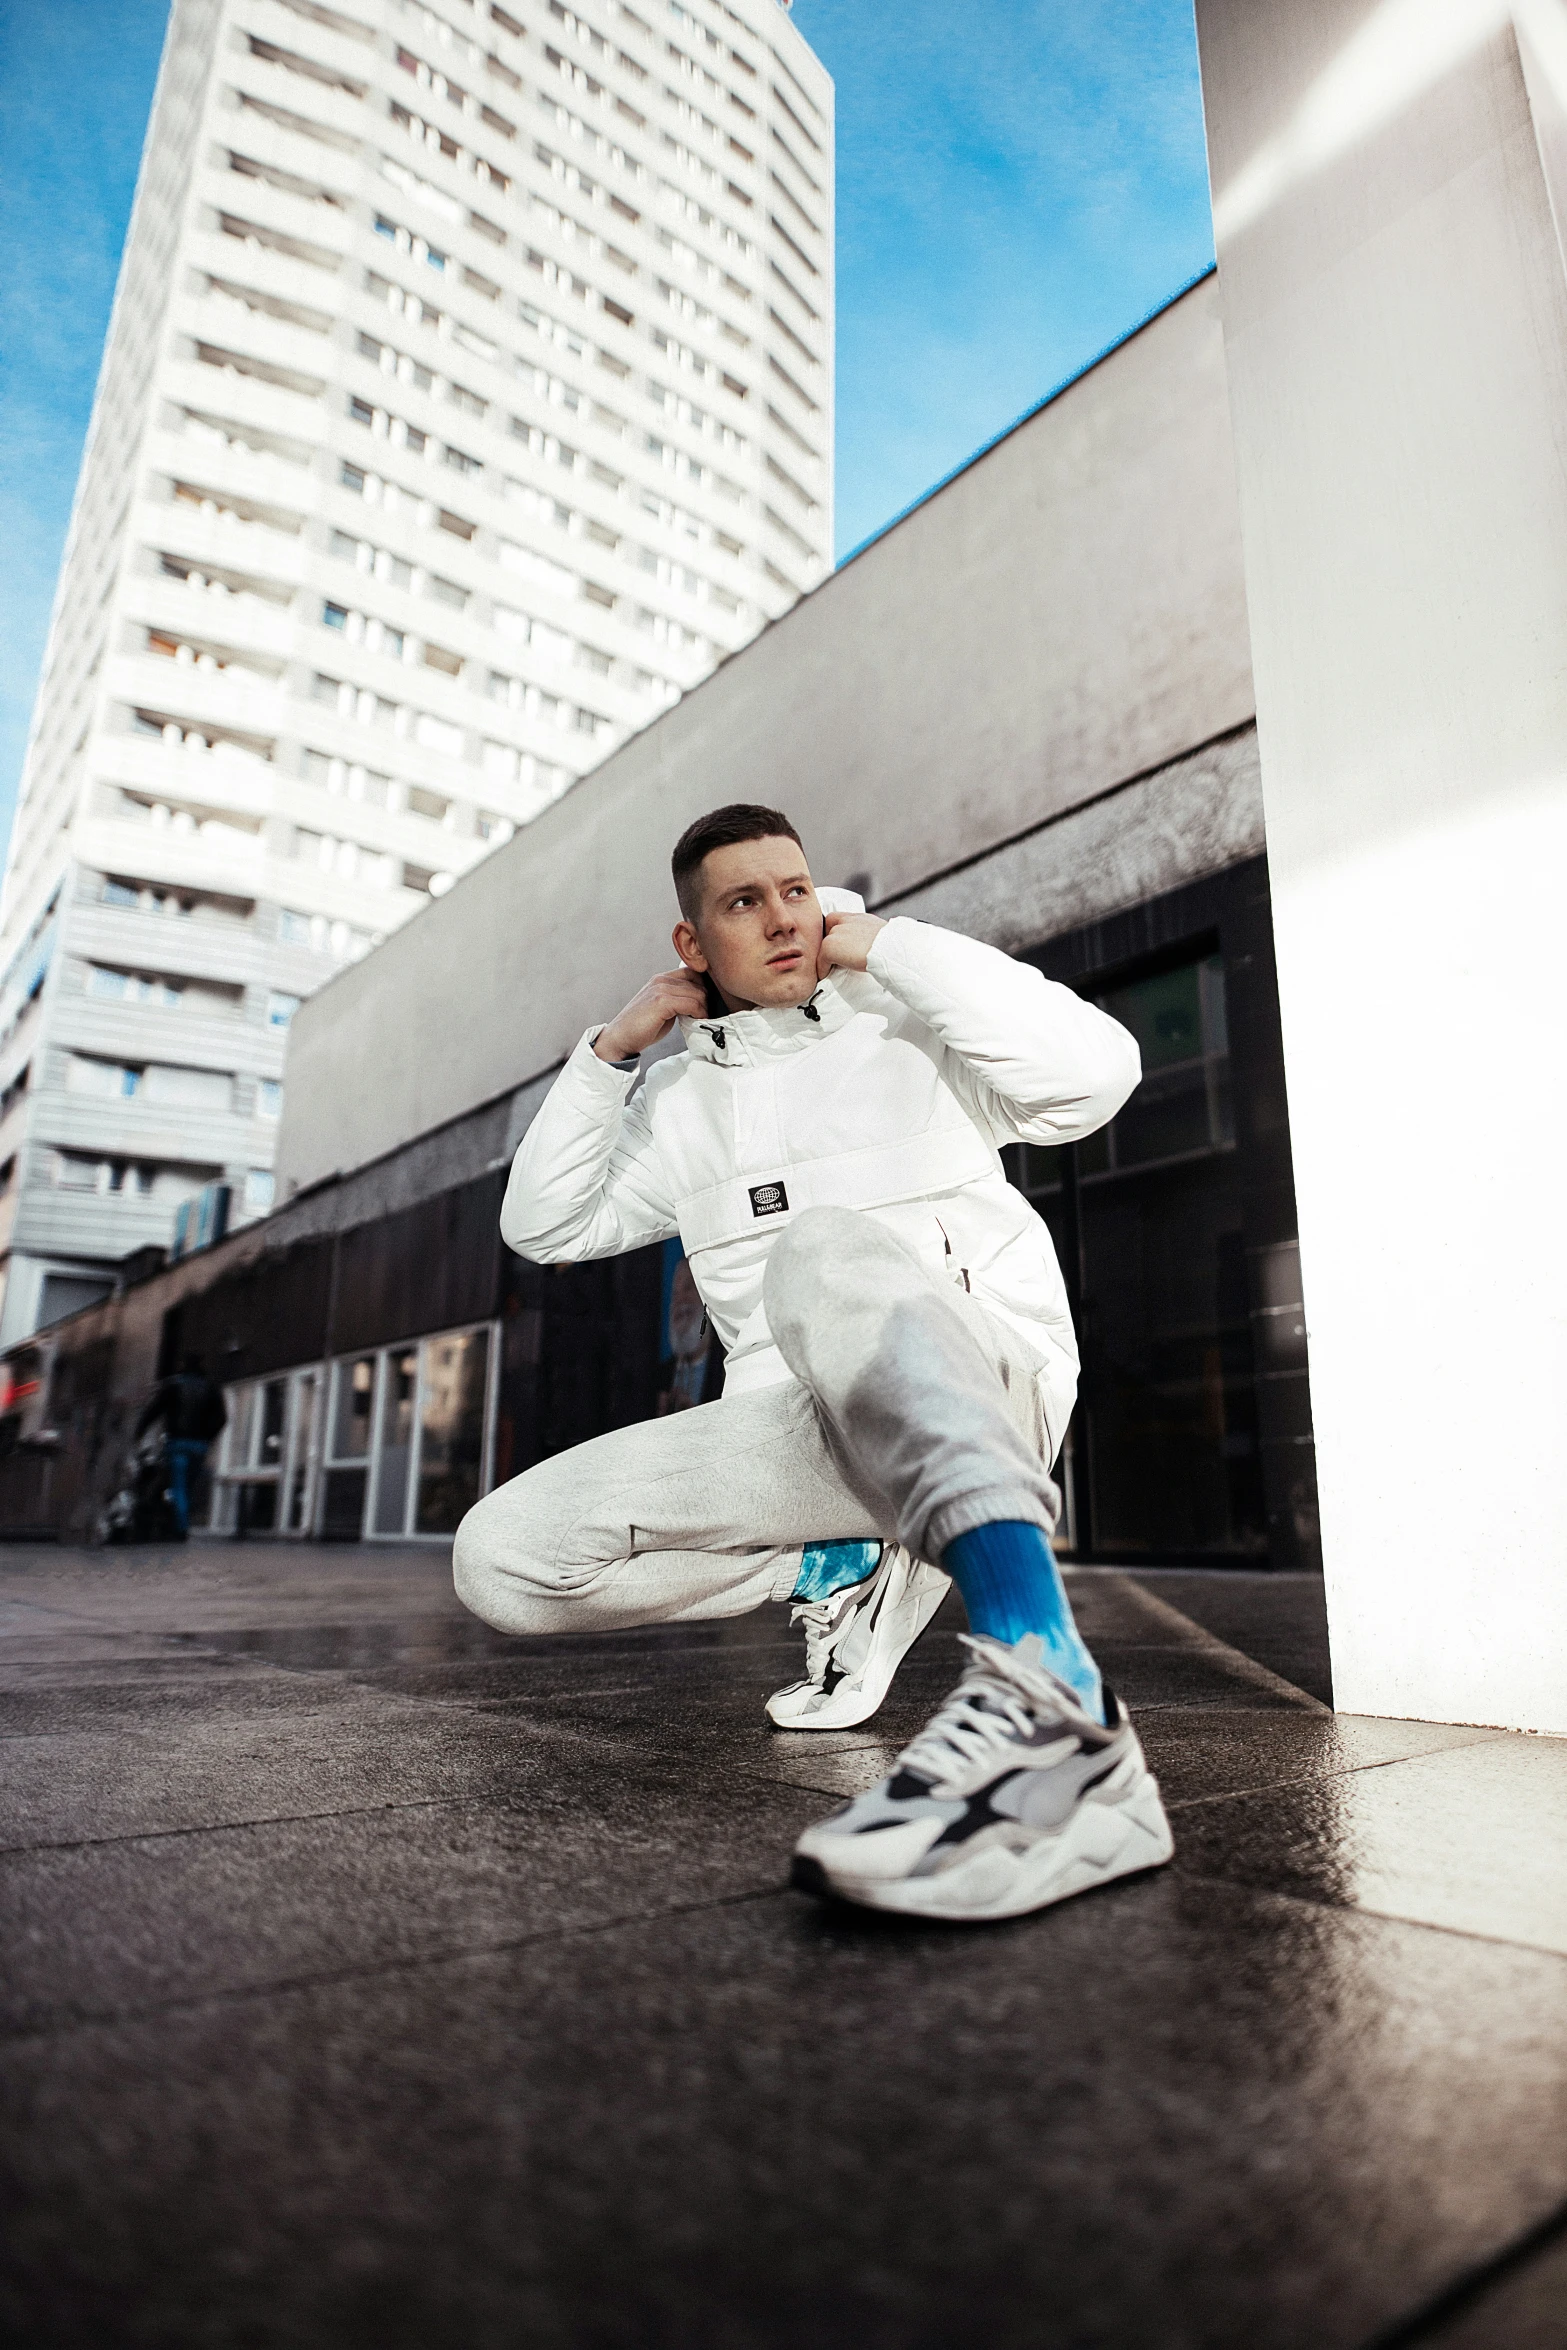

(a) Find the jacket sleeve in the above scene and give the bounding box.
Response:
[500,1029,680,1263]
[865,917,1141,1146]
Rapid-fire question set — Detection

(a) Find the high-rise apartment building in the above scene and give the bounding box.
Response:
[0,0,832,1343]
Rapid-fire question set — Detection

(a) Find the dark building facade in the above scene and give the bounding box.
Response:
[1007,855,1313,1570]
[0,851,1316,1571]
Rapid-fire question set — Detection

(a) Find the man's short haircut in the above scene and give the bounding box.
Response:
[671,803,803,919]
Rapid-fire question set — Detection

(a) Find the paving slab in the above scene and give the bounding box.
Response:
[2,1880,1565,2350]
[0,1536,1562,2350]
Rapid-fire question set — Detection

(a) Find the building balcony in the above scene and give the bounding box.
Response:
[48,999,272,1083]
[26,1089,249,1170]
[275,700,483,799]
[0,1091,32,1175]
[186,217,348,321]
[108,652,289,738]
[159,354,328,453]
[11,1183,193,1265]
[209,105,373,218]
[242,0,383,94]
[270,774,486,864]
[73,815,276,907]
[121,574,299,662]
[146,422,317,525]
[141,487,306,574]
[90,730,279,817]
[194,145,354,270]
[174,283,339,393]
[64,904,278,991]
[261,859,431,932]
[229,47,378,153]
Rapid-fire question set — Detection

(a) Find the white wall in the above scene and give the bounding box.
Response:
[277,275,1255,1191]
[1194,0,1567,1732]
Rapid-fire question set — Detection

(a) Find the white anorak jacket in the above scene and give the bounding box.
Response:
[501,898,1141,1454]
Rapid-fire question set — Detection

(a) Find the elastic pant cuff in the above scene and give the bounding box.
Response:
[770,1552,806,1602]
[923,1486,1059,1562]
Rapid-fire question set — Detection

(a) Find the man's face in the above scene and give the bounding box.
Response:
[674,835,823,1011]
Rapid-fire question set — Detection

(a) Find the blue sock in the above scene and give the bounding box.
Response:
[792,1538,881,1602]
[942,1521,1104,1720]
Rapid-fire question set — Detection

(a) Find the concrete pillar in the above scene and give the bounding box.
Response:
[1192,0,1567,1731]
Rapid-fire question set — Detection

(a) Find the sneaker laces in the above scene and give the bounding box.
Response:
[895,1636,1070,1784]
[787,1593,852,1685]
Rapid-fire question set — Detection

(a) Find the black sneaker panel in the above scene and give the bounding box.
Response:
[930,1769,1029,1849]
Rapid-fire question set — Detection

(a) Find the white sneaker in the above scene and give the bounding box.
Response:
[766,1544,951,1730]
[791,1631,1174,1919]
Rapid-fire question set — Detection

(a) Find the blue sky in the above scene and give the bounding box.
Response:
[0,0,1214,859]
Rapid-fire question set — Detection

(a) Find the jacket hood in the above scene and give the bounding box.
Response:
[679,972,862,1067]
[678,885,867,1070]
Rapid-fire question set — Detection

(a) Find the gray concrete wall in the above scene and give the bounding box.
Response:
[277,273,1255,1196]
[888,721,1262,946]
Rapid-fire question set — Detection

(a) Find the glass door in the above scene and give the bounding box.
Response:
[414,1325,492,1533]
[284,1369,320,1534]
[212,1372,288,1532]
[371,1347,419,1535]
[320,1354,377,1538]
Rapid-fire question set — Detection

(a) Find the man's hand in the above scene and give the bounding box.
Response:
[817,910,886,977]
[593,967,709,1062]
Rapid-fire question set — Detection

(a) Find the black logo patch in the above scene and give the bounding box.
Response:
[749,1181,790,1218]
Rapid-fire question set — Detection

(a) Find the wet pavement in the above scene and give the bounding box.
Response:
[1,1539,1564,2350]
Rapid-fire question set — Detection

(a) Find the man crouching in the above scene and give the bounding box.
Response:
[454,803,1174,1922]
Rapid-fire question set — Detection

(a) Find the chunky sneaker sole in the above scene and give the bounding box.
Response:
[766,1545,951,1731]
[790,1632,1174,1921]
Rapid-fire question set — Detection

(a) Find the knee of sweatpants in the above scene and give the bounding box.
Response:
[763,1203,865,1327]
[765,1204,915,1371]
[452,1483,574,1636]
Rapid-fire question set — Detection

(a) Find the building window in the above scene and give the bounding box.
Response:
[86,968,183,1007]
[323,601,349,629]
[1082,955,1232,1178]
[66,1055,141,1099]
[257,1079,283,1119]
[244,1168,276,1212]
[268,992,301,1028]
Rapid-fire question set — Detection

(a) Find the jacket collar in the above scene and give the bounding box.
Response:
[679,974,856,1067]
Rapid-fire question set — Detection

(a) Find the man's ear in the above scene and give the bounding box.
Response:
[672,919,707,972]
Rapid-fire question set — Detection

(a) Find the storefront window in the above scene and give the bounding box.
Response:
[214,1325,494,1541]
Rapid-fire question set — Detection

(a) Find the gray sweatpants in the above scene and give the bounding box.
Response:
[453,1205,1062,1636]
